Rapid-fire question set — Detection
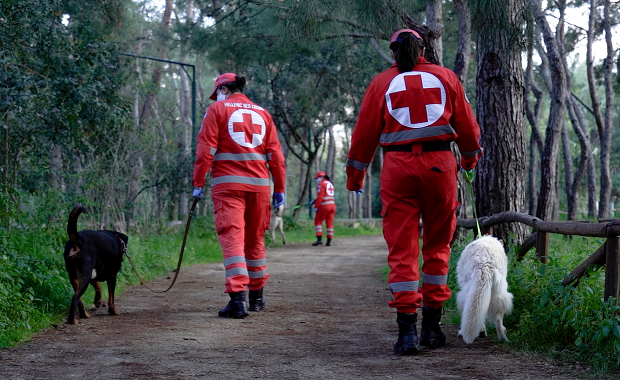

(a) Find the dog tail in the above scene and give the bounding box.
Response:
[459,266,493,344]
[67,205,87,244]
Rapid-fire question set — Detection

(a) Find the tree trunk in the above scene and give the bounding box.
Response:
[453,0,471,83]
[597,0,615,219]
[524,42,544,216]
[326,125,336,179]
[49,145,65,193]
[425,0,443,66]
[474,0,528,244]
[529,0,567,222]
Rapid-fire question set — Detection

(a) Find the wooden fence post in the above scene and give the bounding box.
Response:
[536,230,549,264]
[604,235,620,302]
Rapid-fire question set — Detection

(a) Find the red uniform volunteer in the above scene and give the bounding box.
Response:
[346,29,482,354]
[193,73,285,318]
[311,172,336,246]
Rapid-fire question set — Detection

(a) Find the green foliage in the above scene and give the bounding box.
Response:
[447,235,620,372]
[0,208,223,348]
[265,216,382,246]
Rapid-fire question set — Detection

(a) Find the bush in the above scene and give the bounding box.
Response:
[445,234,620,372]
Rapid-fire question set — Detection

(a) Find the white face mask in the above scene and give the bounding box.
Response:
[316,178,322,184]
[216,91,227,101]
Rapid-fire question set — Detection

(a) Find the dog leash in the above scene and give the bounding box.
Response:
[463,170,482,238]
[123,197,199,293]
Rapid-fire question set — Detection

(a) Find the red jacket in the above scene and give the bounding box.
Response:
[193,93,286,194]
[346,57,482,191]
[315,179,335,207]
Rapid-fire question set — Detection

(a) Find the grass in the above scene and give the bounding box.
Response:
[0,211,381,348]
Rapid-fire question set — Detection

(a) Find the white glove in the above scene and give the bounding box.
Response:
[192,188,203,200]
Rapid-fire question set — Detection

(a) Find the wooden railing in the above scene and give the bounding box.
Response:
[457,211,620,301]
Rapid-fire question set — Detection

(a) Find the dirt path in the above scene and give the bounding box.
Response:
[0,235,601,379]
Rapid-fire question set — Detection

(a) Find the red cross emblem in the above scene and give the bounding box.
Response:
[233,113,263,144]
[227,109,266,148]
[386,72,446,128]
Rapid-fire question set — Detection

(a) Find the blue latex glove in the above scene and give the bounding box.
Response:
[272,192,285,208]
[309,200,315,205]
[462,169,475,183]
[355,189,364,195]
[313,207,318,213]
[192,188,203,200]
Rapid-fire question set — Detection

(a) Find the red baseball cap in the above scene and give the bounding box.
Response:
[314,171,326,179]
[390,28,422,44]
[209,73,237,100]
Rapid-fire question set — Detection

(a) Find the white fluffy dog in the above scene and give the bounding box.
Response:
[456,235,513,344]
[269,204,286,247]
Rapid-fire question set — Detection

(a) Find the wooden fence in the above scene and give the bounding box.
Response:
[457,211,620,302]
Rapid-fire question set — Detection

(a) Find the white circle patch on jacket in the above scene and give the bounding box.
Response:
[227,109,266,148]
[385,71,446,129]
[326,182,334,196]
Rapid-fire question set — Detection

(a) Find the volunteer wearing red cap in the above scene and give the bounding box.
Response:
[193,73,286,319]
[346,29,482,354]
[311,171,336,246]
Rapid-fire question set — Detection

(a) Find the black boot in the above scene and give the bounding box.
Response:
[394,312,419,355]
[326,238,332,246]
[249,288,265,312]
[312,236,323,246]
[420,306,446,348]
[218,291,248,319]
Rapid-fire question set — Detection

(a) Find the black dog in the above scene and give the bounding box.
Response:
[64,205,127,324]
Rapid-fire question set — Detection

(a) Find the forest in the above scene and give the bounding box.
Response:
[1,0,620,373]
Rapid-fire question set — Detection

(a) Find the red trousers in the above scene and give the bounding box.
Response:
[212,190,271,293]
[314,204,336,238]
[381,147,458,313]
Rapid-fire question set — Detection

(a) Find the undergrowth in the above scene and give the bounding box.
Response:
[442,234,620,373]
[0,205,381,348]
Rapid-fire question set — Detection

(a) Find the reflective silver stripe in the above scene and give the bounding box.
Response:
[213,153,268,161]
[346,158,370,171]
[389,281,420,293]
[321,201,335,205]
[422,273,448,285]
[380,125,456,144]
[248,270,266,279]
[461,148,483,157]
[226,267,248,277]
[209,147,217,155]
[267,153,272,161]
[323,196,334,200]
[246,258,266,267]
[211,176,270,186]
[326,229,334,232]
[224,256,245,267]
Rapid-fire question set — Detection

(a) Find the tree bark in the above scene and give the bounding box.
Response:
[453,0,471,83]
[529,0,567,222]
[524,42,543,216]
[597,0,615,219]
[474,0,528,244]
[425,0,443,66]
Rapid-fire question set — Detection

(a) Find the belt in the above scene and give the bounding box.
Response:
[385,141,452,152]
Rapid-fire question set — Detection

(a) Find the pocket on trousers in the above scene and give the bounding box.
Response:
[427,151,457,174]
[265,202,271,231]
[213,201,230,235]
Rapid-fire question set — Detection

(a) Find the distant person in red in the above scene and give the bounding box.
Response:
[346,29,483,354]
[193,73,286,319]
[311,171,336,246]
